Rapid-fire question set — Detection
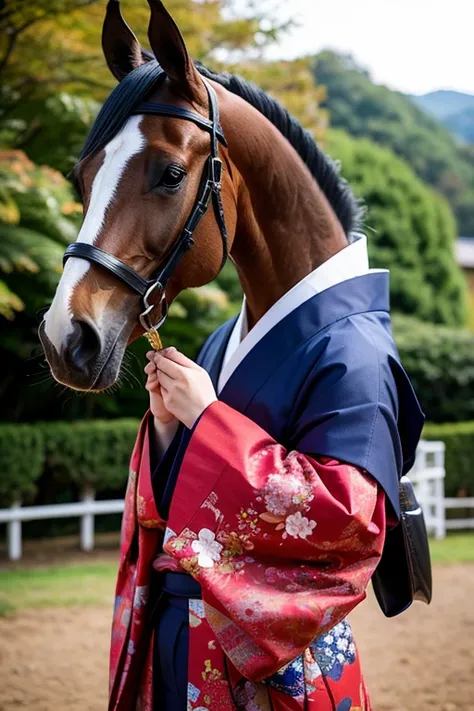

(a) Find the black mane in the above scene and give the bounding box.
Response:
[79,59,363,238]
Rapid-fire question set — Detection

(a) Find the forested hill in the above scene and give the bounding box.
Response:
[314,51,474,234]
[413,90,474,120]
[413,90,474,145]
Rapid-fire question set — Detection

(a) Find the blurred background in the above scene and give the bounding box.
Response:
[0,1,473,709]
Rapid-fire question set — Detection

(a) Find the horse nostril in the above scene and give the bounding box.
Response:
[68,318,101,371]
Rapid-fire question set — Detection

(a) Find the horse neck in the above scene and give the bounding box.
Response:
[220,91,348,327]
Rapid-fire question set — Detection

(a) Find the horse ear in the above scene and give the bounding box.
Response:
[146,0,204,104]
[102,0,153,81]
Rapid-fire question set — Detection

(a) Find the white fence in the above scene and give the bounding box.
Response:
[411,440,474,537]
[1,440,473,559]
[0,487,124,561]
[410,440,446,539]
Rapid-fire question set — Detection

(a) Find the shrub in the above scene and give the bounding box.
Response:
[0,417,473,510]
[0,424,44,504]
[315,50,474,237]
[41,419,140,492]
[423,421,474,497]
[393,315,474,423]
[326,130,468,328]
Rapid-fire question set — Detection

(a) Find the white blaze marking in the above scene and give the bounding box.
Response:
[44,116,145,350]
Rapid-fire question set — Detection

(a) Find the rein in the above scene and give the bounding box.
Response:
[63,73,228,334]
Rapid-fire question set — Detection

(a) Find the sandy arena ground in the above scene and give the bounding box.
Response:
[0,564,472,711]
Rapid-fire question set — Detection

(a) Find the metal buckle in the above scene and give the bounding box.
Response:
[139,281,168,331]
[210,157,223,189]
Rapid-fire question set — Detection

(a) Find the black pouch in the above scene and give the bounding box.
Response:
[372,475,433,617]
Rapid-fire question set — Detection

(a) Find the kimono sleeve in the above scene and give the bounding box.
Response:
[164,401,385,682]
[288,329,424,517]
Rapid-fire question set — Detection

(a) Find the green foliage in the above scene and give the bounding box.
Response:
[327,131,468,326]
[423,421,474,497]
[0,418,137,506]
[315,51,474,235]
[214,259,243,304]
[0,149,81,316]
[0,424,44,504]
[227,57,328,135]
[0,150,84,420]
[41,419,139,490]
[393,315,474,423]
[161,282,237,358]
[2,415,473,512]
[0,0,290,106]
[1,93,100,174]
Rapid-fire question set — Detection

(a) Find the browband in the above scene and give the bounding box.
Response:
[131,102,227,146]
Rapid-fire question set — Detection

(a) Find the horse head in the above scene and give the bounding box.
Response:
[39,0,238,391]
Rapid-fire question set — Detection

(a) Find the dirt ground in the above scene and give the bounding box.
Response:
[0,564,472,711]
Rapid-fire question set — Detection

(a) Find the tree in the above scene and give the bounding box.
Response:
[0,149,82,319]
[226,57,328,137]
[0,0,290,105]
[314,50,474,236]
[326,129,468,327]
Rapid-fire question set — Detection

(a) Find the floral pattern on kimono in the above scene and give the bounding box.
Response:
[109,401,385,711]
[162,401,386,709]
[109,415,166,711]
[184,589,370,710]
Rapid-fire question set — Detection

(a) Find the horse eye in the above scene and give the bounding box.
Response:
[159,165,186,189]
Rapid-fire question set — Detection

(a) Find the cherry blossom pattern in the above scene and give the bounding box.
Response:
[284,511,317,540]
[191,528,223,568]
[254,450,318,540]
[312,620,357,682]
[265,655,305,697]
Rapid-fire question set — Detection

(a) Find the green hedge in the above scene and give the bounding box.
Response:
[1,418,473,507]
[0,424,44,504]
[40,419,140,490]
[0,420,139,507]
[393,315,474,423]
[423,422,474,498]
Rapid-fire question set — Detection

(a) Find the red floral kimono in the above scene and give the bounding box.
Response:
[109,401,385,711]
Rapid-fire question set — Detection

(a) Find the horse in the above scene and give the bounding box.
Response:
[39,0,361,392]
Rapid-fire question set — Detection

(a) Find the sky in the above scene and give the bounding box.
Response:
[265,0,474,96]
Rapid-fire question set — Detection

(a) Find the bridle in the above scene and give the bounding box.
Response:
[63,74,228,333]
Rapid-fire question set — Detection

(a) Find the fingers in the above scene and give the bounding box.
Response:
[154,354,182,379]
[146,348,197,369]
[145,378,160,392]
[144,362,156,375]
[144,361,159,390]
[161,347,197,369]
[156,370,173,389]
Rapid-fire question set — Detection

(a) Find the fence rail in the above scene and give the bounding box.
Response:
[410,440,446,540]
[1,439,473,559]
[0,488,124,561]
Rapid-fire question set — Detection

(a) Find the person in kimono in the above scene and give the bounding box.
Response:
[109,236,424,711]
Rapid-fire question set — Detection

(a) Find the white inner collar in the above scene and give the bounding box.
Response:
[218,236,384,393]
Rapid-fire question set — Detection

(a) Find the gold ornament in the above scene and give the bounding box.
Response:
[143,329,163,351]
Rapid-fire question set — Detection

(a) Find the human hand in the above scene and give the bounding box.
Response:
[144,354,176,424]
[145,347,217,429]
